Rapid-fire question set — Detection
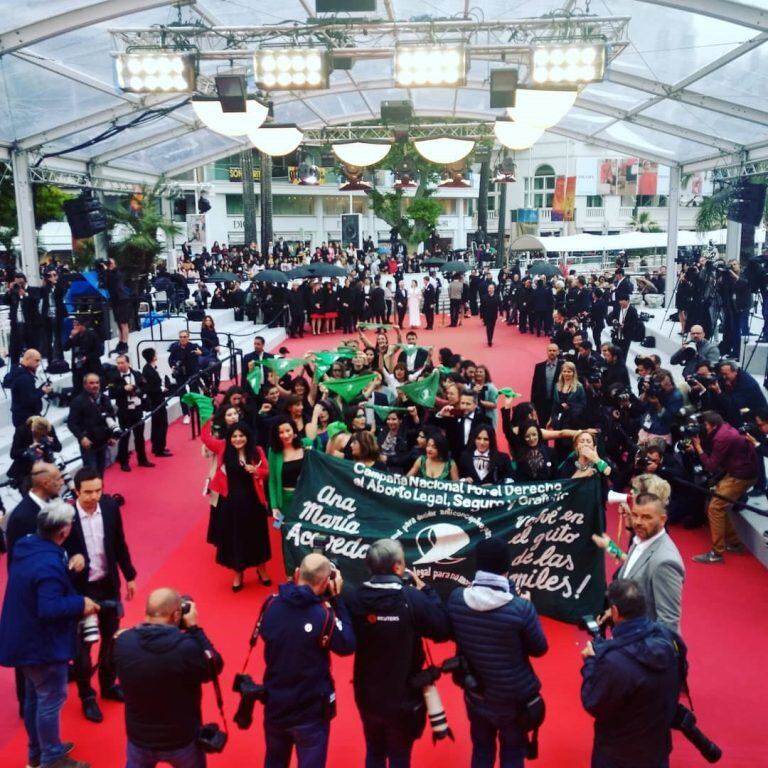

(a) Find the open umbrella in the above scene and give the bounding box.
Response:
[304,263,349,278]
[253,269,288,284]
[440,260,471,274]
[209,270,239,282]
[286,265,312,279]
[526,260,562,278]
[422,256,446,266]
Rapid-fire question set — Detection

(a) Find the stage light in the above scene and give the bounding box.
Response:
[493,157,517,183]
[254,48,329,90]
[530,44,605,86]
[331,140,392,167]
[494,118,544,150]
[298,159,319,185]
[507,88,578,128]
[394,45,467,88]
[247,124,304,156]
[192,97,268,137]
[116,51,196,93]
[413,137,475,165]
[339,165,372,191]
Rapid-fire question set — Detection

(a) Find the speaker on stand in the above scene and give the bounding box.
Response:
[341,213,362,250]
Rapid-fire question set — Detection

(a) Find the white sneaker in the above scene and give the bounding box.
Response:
[183,415,191,424]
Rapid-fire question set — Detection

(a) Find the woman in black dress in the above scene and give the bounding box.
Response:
[205,421,271,591]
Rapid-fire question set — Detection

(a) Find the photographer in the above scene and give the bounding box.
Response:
[168,331,203,426]
[8,418,63,490]
[113,589,223,768]
[64,318,104,396]
[447,537,548,768]
[691,411,759,564]
[669,325,719,376]
[260,553,355,767]
[718,260,749,358]
[4,349,53,427]
[580,580,682,768]
[346,539,451,768]
[3,272,40,363]
[0,500,98,768]
[600,344,630,391]
[40,267,67,363]
[103,258,133,355]
[683,361,727,416]
[717,360,766,428]
[638,370,684,445]
[110,355,154,472]
[607,296,641,361]
[67,373,121,475]
[64,468,137,723]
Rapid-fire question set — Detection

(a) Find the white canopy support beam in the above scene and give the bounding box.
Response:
[575,97,743,153]
[89,122,202,165]
[606,69,768,126]
[635,0,768,32]
[10,151,41,286]
[0,0,182,55]
[665,167,681,309]
[163,141,249,178]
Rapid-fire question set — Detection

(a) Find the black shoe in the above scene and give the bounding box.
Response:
[82,698,103,723]
[28,744,76,768]
[138,460,155,468]
[101,685,125,702]
[115,342,129,354]
[120,464,131,472]
[258,571,273,587]
[153,450,173,457]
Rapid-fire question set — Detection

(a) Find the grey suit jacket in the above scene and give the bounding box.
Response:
[618,532,685,635]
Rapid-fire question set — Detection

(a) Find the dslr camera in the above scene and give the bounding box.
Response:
[232,673,267,730]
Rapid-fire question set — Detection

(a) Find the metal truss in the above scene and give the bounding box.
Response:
[301,122,495,143]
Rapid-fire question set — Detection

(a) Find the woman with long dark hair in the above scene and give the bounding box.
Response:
[407,428,458,480]
[514,420,554,482]
[202,420,270,591]
[200,315,222,391]
[458,424,514,485]
[267,418,306,529]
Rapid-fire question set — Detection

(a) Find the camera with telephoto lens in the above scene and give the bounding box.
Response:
[78,598,122,643]
[441,655,480,693]
[634,448,653,471]
[606,382,633,408]
[672,704,722,763]
[232,672,268,730]
[104,414,122,439]
[178,594,193,627]
[410,666,453,743]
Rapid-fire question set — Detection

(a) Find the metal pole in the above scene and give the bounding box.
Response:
[240,149,258,249]
[664,166,681,309]
[10,150,40,285]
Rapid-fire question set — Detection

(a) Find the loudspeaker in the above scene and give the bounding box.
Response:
[63,192,108,239]
[381,100,413,124]
[173,198,188,217]
[215,74,247,113]
[728,181,767,226]
[198,197,211,214]
[331,55,354,71]
[316,0,375,10]
[341,213,362,249]
[490,69,518,108]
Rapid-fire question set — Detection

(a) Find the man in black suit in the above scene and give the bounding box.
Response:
[2,273,40,363]
[64,468,137,723]
[610,268,634,310]
[480,283,501,346]
[39,268,67,363]
[168,330,203,423]
[531,343,563,425]
[64,318,104,395]
[397,330,429,375]
[67,373,120,475]
[110,355,154,472]
[436,389,492,461]
[141,348,171,458]
[241,335,274,395]
[607,296,641,360]
[422,276,436,330]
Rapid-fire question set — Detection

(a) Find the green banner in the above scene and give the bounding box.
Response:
[181,392,214,423]
[283,452,606,624]
[246,365,263,393]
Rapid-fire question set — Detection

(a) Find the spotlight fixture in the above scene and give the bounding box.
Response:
[394,157,418,189]
[339,165,372,192]
[254,48,329,90]
[530,44,605,86]
[298,159,319,185]
[394,45,467,87]
[247,124,304,156]
[494,118,544,151]
[413,137,475,165]
[507,88,578,128]
[331,140,392,167]
[493,156,517,183]
[437,161,471,188]
[192,97,268,137]
[116,50,197,93]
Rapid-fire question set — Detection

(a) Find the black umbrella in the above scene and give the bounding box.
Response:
[208,270,240,282]
[286,265,312,279]
[440,260,471,274]
[422,256,446,266]
[253,269,288,284]
[526,260,562,278]
[304,263,349,278]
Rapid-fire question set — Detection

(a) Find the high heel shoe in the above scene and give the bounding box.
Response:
[232,573,244,592]
[257,570,272,587]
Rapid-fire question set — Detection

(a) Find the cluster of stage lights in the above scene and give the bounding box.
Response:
[253,49,328,90]
[531,45,605,85]
[116,52,196,93]
[394,46,467,87]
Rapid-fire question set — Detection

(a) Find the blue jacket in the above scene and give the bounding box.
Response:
[723,370,767,427]
[447,574,548,710]
[5,365,44,427]
[260,582,356,727]
[0,535,85,667]
[581,618,682,765]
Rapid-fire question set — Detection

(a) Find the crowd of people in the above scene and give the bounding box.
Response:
[0,236,765,768]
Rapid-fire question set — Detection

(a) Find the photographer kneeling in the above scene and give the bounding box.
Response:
[638,370,683,446]
[113,589,223,768]
[346,539,452,768]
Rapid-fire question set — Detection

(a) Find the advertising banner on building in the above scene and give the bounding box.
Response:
[597,158,618,195]
[617,158,639,197]
[282,452,606,624]
[552,176,576,222]
[575,157,598,196]
[228,166,262,182]
[185,214,206,252]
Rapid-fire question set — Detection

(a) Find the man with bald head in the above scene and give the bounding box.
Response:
[670,324,719,376]
[260,552,356,768]
[113,588,223,768]
[4,348,52,427]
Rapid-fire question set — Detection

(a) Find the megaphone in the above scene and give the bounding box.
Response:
[607,490,629,506]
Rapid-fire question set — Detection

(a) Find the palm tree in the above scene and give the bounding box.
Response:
[629,211,661,232]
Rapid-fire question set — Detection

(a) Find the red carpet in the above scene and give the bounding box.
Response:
[1,316,767,767]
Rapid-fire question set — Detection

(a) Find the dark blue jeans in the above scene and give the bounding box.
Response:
[360,709,422,768]
[126,740,205,768]
[264,719,330,768]
[22,662,69,767]
[591,749,669,768]
[466,698,527,768]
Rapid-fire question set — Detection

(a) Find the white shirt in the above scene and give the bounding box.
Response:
[473,451,490,480]
[28,491,48,510]
[120,370,142,409]
[623,528,667,577]
[77,502,108,582]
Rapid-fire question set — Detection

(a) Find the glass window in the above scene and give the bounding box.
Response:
[437,199,456,215]
[324,196,367,214]
[273,195,314,216]
[534,164,555,209]
[226,195,243,216]
[586,195,603,208]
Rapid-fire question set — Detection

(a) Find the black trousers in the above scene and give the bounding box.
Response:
[449,299,462,327]
[43,317,64,361]
[485,320,497,345]
[150,405,168,455]
[424,306,434,330]
[518,308,530,332]
[396,305,406,328]
[289,310,304,337]
[117,412,148,465]
[385,300,392,323]
[74,579,121,701]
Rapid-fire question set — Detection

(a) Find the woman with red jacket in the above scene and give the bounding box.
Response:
[201,419,271,591]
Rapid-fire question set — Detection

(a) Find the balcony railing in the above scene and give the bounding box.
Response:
[585,207,605,219]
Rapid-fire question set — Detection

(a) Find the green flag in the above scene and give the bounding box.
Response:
[181,392,214,424]
[358,322,396,330]
[257,357,306,378]
[246,365,263,392]
[498,388,522,398]
[438,366,454,375]
[397,370,440,407]
[321,373,376,402]
[366,404,409,420]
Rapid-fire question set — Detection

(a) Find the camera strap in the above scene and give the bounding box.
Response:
[204,649,229,738]
[241,594,277,673]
